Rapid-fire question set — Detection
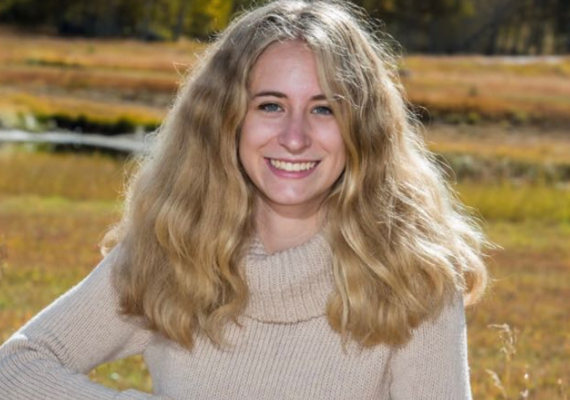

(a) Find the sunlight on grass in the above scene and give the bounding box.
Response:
[402,56,570,126]
[0,90,165,131]
[433,142,570,166]
[0,146,133,201]
[1,32,570,128]
[0,33,205,72]
[456,183,570,222]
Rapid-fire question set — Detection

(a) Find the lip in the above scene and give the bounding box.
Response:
[264,157,320,179]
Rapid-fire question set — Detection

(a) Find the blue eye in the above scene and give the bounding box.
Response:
[259,103,283,112]
[312,106,333,115]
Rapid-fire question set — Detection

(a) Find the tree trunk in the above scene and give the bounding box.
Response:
[172,0,189,41]
[507,13,524,54]
[524,0,546,54]
[140,0,155,40]
[99,0,120,37]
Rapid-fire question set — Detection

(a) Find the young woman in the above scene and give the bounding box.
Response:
[0,1,487,399]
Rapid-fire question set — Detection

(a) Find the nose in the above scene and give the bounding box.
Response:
[277,112,311,154]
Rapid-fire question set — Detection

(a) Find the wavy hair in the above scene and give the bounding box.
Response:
[103,0,488,349]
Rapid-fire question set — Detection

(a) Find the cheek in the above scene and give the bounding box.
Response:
[328,137,348,182]
[239,114,276,159]
[320,128,347,168]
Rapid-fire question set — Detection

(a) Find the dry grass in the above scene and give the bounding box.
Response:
[1,31,570,130]
[0,195,151,391]
[456,183,570,222]
[426,123,570,184]
[0,29,204,72]
[402,56,570,77]
[0,145,131,200]
[469,221,570,399]
[402,56,570,126]
[0,30,198,130]
[0,89,166,129]
[0,65,179,93]
[431,138,570,167]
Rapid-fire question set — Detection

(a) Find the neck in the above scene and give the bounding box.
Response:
[244,228,334,322]
[255,199,322,254]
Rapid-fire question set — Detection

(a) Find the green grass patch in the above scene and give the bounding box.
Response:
[439,152,570,183]
[0,90,165,133]
[0,195,118,215]
[0,147,133,201]
[456,183,570,223]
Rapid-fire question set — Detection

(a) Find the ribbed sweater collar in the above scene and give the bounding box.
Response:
[243,233,335,323]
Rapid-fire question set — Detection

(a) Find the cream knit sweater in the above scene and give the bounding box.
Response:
[0,234,472,399]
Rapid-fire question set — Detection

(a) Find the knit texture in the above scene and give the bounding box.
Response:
[0,234,473,399]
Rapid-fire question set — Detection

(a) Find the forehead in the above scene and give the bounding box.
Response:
[249,40,321,91]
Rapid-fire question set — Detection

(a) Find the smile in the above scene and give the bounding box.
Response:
[268,158,319,172]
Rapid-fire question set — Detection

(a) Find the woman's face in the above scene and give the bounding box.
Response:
[239,40,346,218]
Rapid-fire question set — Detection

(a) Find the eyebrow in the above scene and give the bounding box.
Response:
[252,91,327,101]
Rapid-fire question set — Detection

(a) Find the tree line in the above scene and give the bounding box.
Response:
[1,0,569,54]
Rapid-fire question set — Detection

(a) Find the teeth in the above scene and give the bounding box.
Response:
[269,159,317,172]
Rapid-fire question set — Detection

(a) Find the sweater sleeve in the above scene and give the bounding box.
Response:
[389,295,473,400]
[0,247,173,400]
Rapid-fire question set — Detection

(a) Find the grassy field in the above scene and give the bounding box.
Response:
[1,28,570,130]
[0,28,569,399]
[403,56,570,126]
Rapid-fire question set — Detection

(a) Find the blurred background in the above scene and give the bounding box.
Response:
[0,0,569,398]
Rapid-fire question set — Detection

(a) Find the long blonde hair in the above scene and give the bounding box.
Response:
[104,0,487,349]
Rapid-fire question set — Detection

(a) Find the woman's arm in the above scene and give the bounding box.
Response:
[389,294,473,400]
[0,247,172,400]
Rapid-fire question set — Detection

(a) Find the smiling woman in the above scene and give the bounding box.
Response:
[0,1,488,399]
[239,40,347,252]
